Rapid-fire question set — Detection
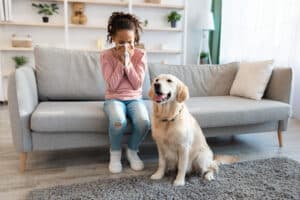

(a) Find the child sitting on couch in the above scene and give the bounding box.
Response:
[100,12,150,173]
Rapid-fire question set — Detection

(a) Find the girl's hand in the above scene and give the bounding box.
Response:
[113,48,125,64]
[127,46,135,57]
[113,45,135,65]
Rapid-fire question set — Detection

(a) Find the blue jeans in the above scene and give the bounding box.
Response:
[104,99,151,151]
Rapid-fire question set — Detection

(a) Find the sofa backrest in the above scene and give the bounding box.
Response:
[148,63,239,97]
[34,46,151,101]
[34,46,239,100]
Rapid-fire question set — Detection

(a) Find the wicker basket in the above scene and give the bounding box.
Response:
[144,0,161,4]
[11,34,32,48]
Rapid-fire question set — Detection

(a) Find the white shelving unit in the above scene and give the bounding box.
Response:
[0,0,187,102]
[0,46,183,54]
[0,21,183,31]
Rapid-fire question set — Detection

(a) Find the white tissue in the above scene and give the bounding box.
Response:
[124,47,130,67]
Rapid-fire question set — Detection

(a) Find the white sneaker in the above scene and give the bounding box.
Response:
[109,151,122,173]
[126,148,144,171]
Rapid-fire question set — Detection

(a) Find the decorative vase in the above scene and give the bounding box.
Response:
[42,16,49,23]
[171,21,176,28]
[96,39,105,50]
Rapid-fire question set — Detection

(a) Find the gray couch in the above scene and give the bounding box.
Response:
[8,46,292,172]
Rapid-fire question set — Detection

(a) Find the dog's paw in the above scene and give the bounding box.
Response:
[173,179,185,186]
[150,172,164,180]
[204,172,215,181]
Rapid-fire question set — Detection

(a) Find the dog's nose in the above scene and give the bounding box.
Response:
[154,83,161,91]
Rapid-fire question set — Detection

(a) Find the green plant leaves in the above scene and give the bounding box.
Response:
[12,56,28,68]
[32,3,59,16]
[167,11,181,22]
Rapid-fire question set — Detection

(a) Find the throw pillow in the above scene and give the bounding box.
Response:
[230,60,274,100]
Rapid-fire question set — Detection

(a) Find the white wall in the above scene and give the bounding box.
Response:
[292,30,300,119]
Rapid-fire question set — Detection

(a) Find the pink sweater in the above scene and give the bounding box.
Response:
[100,48,147,100]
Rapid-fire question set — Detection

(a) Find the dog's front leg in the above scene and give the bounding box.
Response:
[151,144,166,180]
[173,145,189,186]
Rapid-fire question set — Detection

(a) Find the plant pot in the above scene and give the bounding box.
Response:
[200,57,209,64]
[42,16,49,23]
[170,21,177,28]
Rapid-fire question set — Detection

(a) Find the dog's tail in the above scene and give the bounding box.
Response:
[202,155,238,178]
[214,155,239,165]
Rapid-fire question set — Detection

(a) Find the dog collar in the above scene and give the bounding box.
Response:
[161,106,183,122]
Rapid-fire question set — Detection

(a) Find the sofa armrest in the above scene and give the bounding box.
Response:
[265,67,293,132]
[8,66,38,152]
[265,67,293,104]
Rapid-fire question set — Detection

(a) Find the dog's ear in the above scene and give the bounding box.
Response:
[148,87,155,100]
[176,82,189,103]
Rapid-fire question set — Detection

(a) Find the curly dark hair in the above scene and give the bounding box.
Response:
[107,12,142,44]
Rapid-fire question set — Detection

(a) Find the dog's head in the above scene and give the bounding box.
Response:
[148,74,189,104]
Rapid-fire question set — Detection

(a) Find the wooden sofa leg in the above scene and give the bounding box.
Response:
[277,130,283,147]
[19,152,28,173]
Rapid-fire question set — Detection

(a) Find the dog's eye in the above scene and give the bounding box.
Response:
[155,79,159,82]
[167,79,172,83]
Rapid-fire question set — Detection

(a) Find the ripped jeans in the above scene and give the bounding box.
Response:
[104,99,151,151]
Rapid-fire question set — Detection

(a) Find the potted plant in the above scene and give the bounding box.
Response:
[199,52,209,64]
[12,56,28,68]
[144,19,149,27]
[32,3,59,23]
[167,11,181,28]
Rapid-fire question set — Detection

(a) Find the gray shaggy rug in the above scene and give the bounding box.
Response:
[27,157,300,200]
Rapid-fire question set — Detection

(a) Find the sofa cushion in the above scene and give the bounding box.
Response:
[148,63,239,97]
[34,46,151,101]
[30,96,290,133]
[142,67,151,99]
[35,46,105,101]
[187,96,290,128]
[30,101,152,133]
[230,60,274,100]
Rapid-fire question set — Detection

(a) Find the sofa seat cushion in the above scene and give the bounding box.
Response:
[30,101,152,133]
[186,96,290,128]
[31,96,290,133]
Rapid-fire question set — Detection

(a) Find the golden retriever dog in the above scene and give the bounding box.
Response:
[149,74,237,186]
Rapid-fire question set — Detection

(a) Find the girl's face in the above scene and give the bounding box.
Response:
[113,29,135,51]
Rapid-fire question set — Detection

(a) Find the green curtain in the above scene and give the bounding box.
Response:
[209,0,222,64]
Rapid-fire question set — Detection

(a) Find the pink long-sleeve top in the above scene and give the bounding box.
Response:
[100,48,147,100]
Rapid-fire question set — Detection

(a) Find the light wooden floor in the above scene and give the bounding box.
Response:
[0,104,300,200]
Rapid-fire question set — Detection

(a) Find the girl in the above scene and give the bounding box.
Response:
[100,12,150,173]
